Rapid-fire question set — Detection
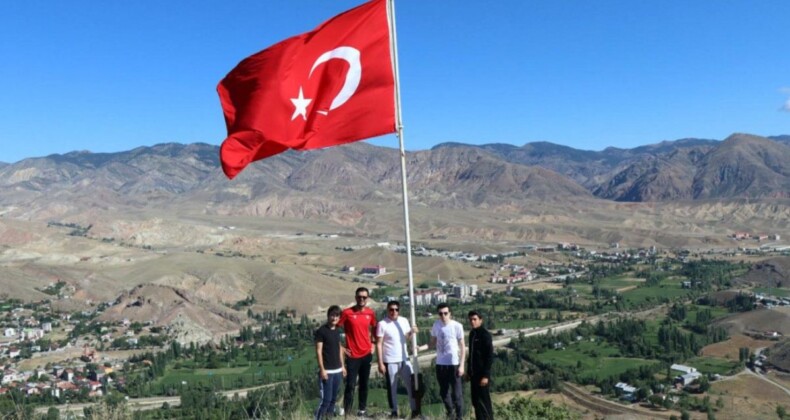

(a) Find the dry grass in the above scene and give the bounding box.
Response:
[701,333,777,360]
[715,308,790,336]
[710,373,790,419]
[522,282,564,291]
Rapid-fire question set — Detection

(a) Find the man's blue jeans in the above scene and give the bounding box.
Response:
[315,371,342,419]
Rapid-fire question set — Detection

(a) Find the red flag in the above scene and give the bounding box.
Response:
[218,0,396,179]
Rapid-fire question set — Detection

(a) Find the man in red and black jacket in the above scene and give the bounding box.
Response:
[339,287,377,417]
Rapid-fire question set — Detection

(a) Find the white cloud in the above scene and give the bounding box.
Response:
[782,87,790,112]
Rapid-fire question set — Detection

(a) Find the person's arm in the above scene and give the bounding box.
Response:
[316,341,328,380]
[429,323,437,349]
[481,330,494,386]
[376,323,385,374]
[370,312,378,354]
[340,341,347,377]
[339,312,352,357]
[457,328,466,377]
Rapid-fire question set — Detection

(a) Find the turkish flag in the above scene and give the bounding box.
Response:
[218,0,396,179]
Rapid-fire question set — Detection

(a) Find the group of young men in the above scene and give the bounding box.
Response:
[313,287,495,419]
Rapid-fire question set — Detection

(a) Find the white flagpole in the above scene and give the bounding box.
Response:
[385,0,420,386]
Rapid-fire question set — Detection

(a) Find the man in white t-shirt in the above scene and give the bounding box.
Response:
[376,300,418,418]
[430,303,465,420]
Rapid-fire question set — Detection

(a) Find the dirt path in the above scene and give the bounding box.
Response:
[744,368,790,397]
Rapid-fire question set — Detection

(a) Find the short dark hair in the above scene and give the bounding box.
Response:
[327,305,341,318]
[355,287,370,296]
[387,300,400,309]
[437,303,450,312]
[468,310,483,319]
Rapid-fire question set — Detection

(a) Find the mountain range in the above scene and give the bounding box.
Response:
[1,133,789,220]
[2,133,790,340]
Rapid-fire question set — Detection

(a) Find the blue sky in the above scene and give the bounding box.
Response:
[1,0,789,163]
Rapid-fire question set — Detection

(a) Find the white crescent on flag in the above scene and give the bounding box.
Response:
[291,46,362,120]
[309,46,361,114]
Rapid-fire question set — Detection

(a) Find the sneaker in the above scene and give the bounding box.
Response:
[356,410,368,418]
[337,407,344,416]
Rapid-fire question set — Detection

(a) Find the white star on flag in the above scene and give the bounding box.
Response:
[290,87,312,120]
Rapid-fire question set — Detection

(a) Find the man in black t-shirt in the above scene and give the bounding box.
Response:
[467,310,494,420]
[314,305,346,419]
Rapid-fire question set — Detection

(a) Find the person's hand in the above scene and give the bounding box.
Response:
[342,367,347,378]
[480,377,489,387]
[320,369,328,381]
[344,347,352,357]
[457,366,465,377]
[378,363,386,375]
[411,325,419,334]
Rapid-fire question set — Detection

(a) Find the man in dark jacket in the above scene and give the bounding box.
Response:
[467,310,494,419]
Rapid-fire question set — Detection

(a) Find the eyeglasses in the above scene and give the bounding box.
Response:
[388,308,399,312]
[356,295,369,300]
[438,311,450,316]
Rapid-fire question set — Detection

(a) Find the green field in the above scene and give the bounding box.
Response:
[620,278,692,305]
[754,287,790,298]
[533,339,658,381]
[684,304,730,321]
[685,356,741,375]
[153,347,316,390]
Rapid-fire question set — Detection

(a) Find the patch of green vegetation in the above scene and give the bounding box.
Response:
[620,279,691,305]
[684,304,729,321]
[754,287,790,298]
[533,339,658,381]
[685,356,741,376]
[153,347,316,390]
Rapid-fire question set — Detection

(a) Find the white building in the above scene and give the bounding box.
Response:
[452,283,477,301]
[3,328,15,337]
[670,364,697,374]
[676,371,702,387]
[413,289,448,307]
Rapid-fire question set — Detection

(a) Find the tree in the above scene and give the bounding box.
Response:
[495,395,576,420]
[698,375,711,393]
[778,405,787,420]
[45,407,60,420]
[648,394,664,408]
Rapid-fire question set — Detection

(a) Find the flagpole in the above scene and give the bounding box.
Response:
[385,0,420,386]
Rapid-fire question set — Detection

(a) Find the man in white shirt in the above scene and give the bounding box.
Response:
[430,303,465,420]
[376,300,418,419]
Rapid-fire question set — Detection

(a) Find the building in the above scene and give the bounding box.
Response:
[3,328,14,338]
[360,266,386,276]
[670,364,697,374]
[615,382,637,401]
[413,289,448,307]
[452,283,477,301]
[675,371,702,387]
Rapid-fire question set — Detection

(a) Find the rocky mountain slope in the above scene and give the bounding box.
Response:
[437,133,790,202]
